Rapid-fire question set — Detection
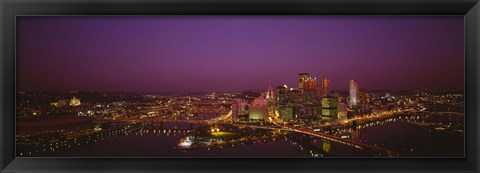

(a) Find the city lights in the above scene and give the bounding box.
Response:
[15,73,464,158]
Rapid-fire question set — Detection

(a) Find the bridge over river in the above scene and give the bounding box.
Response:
[99,110,232,125]
[233,124,399,157]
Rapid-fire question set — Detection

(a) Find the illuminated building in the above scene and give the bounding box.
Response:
[321,76,330,96]
[349,80,359,107]
[302,77,317,91]
[69,97,81,106]
[298,73,310,89]
[232,99,247,123]
[276,85,292,120]
[278,88,303,120]
[337,102,348,121]
[266,81,275,100]
[321,96,338,120]
[276,85,288,107]
[266,82,276,115]
[51,99,68,107]
[358,85,369,111]
[382,92,394,102]
[249,94,268,120]
[279,107,294,120]
[276,73,323,119]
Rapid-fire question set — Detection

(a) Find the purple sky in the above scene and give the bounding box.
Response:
[17,16,464,93]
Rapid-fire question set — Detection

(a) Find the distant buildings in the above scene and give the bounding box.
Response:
[51,97,81,107]
[349,80,359,107]
[276,85,293,120]
[266,82,276,115]
[321,96,338,120]
[348,80,371,112]
[337,102,348,121]
[298,73,310,89]
[232,98,247,122]
[321,76,330,96]
[51,99,68,107]
[244,74,372,123]
[248,93,269,120]
[69,97,81,106]
[275,73,321,120]
[276,85,288,107]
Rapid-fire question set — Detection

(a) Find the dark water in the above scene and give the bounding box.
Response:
[31,120,464,158]
[356,121,464,157]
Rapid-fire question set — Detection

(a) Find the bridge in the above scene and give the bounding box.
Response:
[283,125,398,157]
[414,111,464,116]
[233,123,398,157]
[100,110,233,125]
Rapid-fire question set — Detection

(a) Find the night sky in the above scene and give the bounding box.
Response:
[17,16,464,93]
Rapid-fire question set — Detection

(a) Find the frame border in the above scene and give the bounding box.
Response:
[1,0,479,172]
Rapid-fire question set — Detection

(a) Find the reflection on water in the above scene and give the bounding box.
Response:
[19,115,464,157]
[322,140,331,153]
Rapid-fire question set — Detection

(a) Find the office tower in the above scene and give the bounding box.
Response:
[276,85,293,120]
[358,85,369,111]
[266,82,276,115]
[349,80,359,107]
[302,77,317,91]
[321,76,330,96]
[337,102,348,121]
[232,99,246,123]
[298,73,310,89]
[266,81,275,99]
[321,96,338,120]
[276,85,288,107]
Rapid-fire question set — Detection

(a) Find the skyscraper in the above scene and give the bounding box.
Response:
[321,76,330,96]
[358,85,369,111]
[266,81,275,99]
[276,85,288,107]
[266,81,276,115]
[337,102,348,121]
[349,80,359,107]
[302,77,317,91]
[298,73,310,89]
[232,99,247,123]
[321,96,338,120]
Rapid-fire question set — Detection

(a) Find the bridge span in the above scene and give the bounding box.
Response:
[233,124,398,157]
[100,110,232,124]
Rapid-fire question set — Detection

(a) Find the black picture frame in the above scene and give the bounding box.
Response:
[1,0,479,172]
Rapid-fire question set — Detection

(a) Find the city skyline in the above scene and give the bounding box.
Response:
[17,16,464,92]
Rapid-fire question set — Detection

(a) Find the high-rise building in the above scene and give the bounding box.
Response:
[276,85,288,107]
[349,80,359,107]
[358,85,369,111]
[321,76,330,96]
[337,102,348,121]
[298,73,310,89]
[279,107,294,120]
[321,96,338,120]
[302,77,317,91]
[266,81,275,100]
[265,82,276,115]
[276,85,292,120]
[232,99,247,123]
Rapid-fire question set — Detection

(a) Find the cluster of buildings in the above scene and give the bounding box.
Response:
[50,97,82,107]
[232,73,370,123]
